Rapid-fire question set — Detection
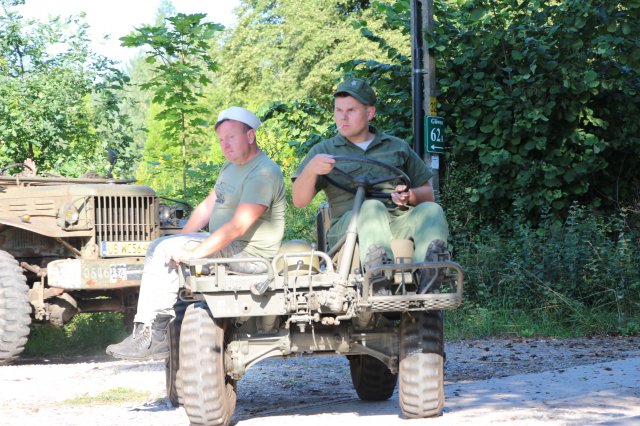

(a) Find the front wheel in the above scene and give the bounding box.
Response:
[180,303,236,426]
[398,311,444,418]
[0,251,31,365]
[165,299,190,407]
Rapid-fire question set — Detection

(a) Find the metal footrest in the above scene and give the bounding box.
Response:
[369,292,462,312]
[361,260,464,312]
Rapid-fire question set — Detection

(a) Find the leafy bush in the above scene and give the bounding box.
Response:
[24,313,127,357]
[455,204,640,322]
[259,101,335,175]
[283,179,326,242]
[436,0,640,223]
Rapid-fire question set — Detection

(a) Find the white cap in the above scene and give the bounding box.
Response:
[215,106,261,130]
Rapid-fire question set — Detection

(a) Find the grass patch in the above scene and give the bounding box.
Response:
[63,387,150,405]
[24,312,129,358]
[445,305,640,340]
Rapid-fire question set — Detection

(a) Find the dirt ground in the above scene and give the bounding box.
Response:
[1,336,639,425]
[444,335,640,381]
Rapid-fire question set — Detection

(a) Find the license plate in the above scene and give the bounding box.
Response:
[100,241,151,257]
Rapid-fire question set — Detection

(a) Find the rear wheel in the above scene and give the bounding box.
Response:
[165,299,190,407]
[348,355,397,400]
[0,251,32,365]
[180,303,236,426]
[398,311,444,418]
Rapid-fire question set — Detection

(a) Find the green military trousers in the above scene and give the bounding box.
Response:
[327,199,449,264]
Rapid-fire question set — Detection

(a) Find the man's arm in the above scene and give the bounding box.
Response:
[180,189,217,234]
[169,202,267,262]
[391,181,434,207]
[292,154,335,208]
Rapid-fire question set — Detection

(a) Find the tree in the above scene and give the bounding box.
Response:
[0,0,134,176]
[210,0,408,110]
[120,13,223,197]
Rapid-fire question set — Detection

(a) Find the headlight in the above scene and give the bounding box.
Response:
[63,204,80,226]
[159,204,172,222]
[159,203,190,227]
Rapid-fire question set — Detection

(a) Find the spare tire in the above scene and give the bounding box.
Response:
[0,250,32,365]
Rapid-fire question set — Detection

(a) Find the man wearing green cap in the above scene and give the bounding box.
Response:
[292,78,449,294]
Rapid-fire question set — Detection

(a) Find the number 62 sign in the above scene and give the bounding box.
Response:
[424,116,445,154]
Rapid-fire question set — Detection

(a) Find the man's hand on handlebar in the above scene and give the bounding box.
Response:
[308,154,335,176]
[165,246,194,265]
[391,184,412,206]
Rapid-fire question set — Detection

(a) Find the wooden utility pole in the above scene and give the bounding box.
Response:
[411,0,441,199]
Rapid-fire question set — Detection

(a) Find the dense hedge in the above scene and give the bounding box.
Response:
[454,205,640,315]
[436,0,640,226]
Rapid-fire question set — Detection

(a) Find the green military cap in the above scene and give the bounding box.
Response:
[334,78,377,106]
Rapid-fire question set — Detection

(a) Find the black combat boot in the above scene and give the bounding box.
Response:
[364,244,394,296]
[105,315,172,361]
[105,322,144,357]
[418,239,450,294]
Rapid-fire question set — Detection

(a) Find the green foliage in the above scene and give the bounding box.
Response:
[24,313,127,357]
[210,0,407,109]
[339,0,640,228]
[121,13,223,196]
[282,178,326,242]
[340,1,413,142]
[135,102,183,197]
[434,0,640,222]
[0,2,135,176]
[454,204,640,322]
[445,305,640,339]
[260,101,336,174]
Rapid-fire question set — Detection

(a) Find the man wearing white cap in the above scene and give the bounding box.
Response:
[106,106,286,360]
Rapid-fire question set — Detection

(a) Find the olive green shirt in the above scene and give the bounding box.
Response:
[211,151,286,258]
[293,126,432,220]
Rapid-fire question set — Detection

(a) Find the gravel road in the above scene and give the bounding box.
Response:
[1,336,639,425]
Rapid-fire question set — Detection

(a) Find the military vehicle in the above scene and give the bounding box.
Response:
[0,161,187,365]
[168,156,463,425]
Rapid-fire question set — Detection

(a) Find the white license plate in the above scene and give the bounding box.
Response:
[100,241,151,257]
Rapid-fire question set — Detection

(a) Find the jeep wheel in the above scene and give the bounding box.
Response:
[165,300,190,407]
[0,251,32,365]
[398,311,444,418]
[348,355,397,400]
[180,303,236,426]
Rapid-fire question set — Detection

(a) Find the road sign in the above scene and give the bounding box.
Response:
[424,116,445,154]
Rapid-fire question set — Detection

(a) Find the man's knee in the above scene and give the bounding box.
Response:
[147,235,189,260]
[414,201,445,219]
[146,236,166,256]
[361,199,387,214]
[151,235,178,255]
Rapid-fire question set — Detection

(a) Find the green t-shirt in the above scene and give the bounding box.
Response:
[293,126,432,220]
[210,151,285,258]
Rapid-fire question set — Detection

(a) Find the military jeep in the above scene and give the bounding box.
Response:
[0,163,187,365]
[169,156,463,424]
